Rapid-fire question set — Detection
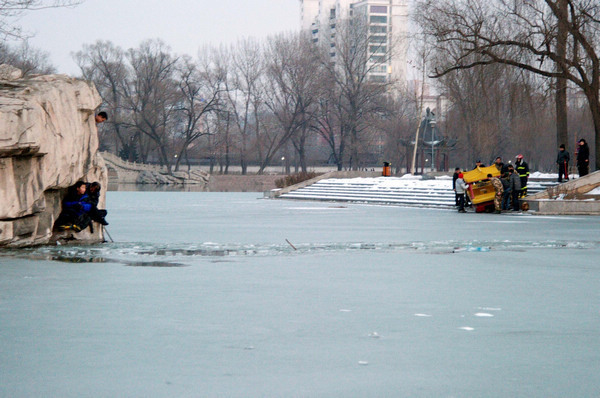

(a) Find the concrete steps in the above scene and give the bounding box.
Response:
[279,177,558,208]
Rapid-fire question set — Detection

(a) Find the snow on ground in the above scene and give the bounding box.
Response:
[317,171,558,191]
[322,176,452,190]
[587,186,600,195]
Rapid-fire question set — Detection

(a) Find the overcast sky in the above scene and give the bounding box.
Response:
[10,0,300,75]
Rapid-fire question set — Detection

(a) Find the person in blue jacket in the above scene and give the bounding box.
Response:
[54,181,93,231]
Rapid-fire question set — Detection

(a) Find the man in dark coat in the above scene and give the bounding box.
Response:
[508,166,521,211]
[452,167,461,206]
[557,144,570,183]
[577,139,590,177]
[494,156,510,175]
[85,182,109,226]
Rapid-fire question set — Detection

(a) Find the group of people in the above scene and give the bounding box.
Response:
[556,139,590,182]
[54,181,108,232]
[453,157,524,213]
[452,140,592,214]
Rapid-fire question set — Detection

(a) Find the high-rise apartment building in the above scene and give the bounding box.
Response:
[299,0,409,83]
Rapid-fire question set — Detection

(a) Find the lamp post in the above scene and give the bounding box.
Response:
[281,156,285,174]
[429,119,436,171]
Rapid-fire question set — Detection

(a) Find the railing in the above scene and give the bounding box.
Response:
[99,151,168,173]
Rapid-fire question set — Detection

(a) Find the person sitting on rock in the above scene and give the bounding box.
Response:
[85,181,108,227]
[54,181,93,232]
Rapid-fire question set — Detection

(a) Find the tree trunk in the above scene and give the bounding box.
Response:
[589,94,600,171]
[555,0,569,149]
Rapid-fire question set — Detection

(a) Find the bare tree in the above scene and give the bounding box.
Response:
[414,0,600,170]
[224,38,264,175]
[0,40,55,74]
[0,0,81,39]
[172,53,225,171]
[124,39,179,173]
[262,32,322,173]
[311,81,347,171]
[377,93,415,174]
[74,41,132,158]
[321,17,392,170]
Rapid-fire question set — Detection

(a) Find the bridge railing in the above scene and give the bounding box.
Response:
[99,151,169,173]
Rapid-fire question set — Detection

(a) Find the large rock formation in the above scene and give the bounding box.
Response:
[0,65,107,247]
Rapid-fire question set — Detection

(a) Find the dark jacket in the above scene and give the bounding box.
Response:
[63,193,92,217]
[452,172,459,190]
[501,176,510,191]
[509,172,521,192]
[577,144,590,166]
[556,149,570,165]
[515,160,529,178]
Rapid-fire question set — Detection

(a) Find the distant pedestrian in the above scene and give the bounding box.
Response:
[577,138,590,177]
[455,173,469,213]
[508,166,521,211]
[452,167,461,206]
[515,154,529,197]
[557,144,570,183]
[489,173,504,214]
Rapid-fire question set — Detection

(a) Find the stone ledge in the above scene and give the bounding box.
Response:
[524,199,600,215]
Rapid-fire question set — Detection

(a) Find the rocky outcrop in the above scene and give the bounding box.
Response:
[0,65,107,247]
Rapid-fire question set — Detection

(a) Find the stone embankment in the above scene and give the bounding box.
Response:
[524,171,600,215]
[0,65,107,247]
[100,151,209,187]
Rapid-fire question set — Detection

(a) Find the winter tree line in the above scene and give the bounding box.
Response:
[1,0,597,174]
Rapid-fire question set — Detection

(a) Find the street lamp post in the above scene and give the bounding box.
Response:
[430,119,437,171]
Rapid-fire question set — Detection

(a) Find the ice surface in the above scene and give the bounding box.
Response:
[1,192,600,397]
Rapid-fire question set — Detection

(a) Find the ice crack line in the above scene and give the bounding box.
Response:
[1,240,597,264]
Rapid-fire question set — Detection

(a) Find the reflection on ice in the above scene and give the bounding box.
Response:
[1,239,597,265]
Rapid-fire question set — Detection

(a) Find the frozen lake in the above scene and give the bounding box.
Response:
[1,192,599,397]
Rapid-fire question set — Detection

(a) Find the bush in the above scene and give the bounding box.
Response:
[275,172,321,188]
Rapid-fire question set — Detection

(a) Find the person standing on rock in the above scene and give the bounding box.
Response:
[577,139,590,177]
[95,111,108,124]
[557,144,570,183]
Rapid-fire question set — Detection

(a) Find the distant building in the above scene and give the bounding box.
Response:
[300,0,409,83]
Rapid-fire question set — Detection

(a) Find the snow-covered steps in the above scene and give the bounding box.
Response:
[280,176,456,207]
[279,176,555,207]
